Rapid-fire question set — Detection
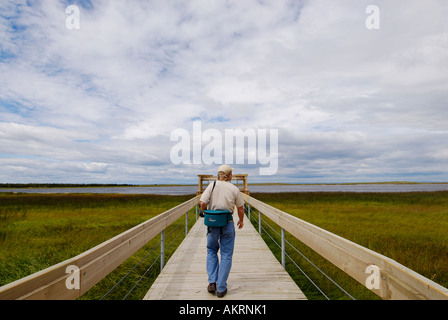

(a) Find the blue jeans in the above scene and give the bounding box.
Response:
[206,221,235,293]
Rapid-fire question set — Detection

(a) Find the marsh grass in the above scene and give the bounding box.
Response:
[2,191,448,300]
[248,191,448,300]
[81,212,198,300]
[0,193,197,299]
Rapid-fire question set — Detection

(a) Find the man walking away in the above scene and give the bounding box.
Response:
[199,164,245,298]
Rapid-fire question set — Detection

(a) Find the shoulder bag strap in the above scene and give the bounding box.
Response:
[209,180,216,208]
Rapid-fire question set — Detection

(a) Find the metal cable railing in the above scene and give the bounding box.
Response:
[100,238,161,300]
[100,207,198,300]
[257,215,330,300]
[0,196,200,300]
[244,203,355,300]
[121,224,186,299]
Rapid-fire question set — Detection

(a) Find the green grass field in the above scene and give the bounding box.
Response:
[248,191,448,299]
[1,191,447,300]
[0,193,196,299]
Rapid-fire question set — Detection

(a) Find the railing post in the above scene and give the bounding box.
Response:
[259,211,262,236]
[160,229,165,271]
[281,228,285,268]
[195,204,198,221]
[248,203,251,222]
[185,211,189,237]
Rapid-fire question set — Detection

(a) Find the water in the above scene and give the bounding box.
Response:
[249,184,448,193]
[0,186,197,195]
[2,184,448,195]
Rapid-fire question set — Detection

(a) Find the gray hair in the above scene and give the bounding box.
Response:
[218,171,232,181]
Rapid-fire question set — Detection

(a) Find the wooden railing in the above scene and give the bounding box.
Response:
[243,193,448,300]
[0,196,199,300]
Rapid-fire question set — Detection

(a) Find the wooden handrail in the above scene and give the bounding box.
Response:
[0,196,199,300]
[243,193,448,300]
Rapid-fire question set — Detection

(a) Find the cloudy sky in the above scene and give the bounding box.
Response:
[1,0,447,184]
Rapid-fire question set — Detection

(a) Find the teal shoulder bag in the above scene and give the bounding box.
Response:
[203,181,232,228]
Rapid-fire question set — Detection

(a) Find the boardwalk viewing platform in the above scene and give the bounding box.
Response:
[144,210,306,300]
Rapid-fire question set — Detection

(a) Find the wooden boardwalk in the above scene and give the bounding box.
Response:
[143,213,306,300]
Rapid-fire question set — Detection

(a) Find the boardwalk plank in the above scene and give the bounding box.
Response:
[143,214,306,300]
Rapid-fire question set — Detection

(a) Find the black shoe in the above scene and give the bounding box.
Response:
[217,289,227,298]
[207,283,216,293]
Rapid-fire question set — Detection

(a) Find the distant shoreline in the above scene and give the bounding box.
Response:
[1,181,447,189]
[249,181,448,185]
[0,183,196,189]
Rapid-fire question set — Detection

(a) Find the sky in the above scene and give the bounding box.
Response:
[1,0,448,184]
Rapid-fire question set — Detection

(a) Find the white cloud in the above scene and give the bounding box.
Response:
[1,0,448,184]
